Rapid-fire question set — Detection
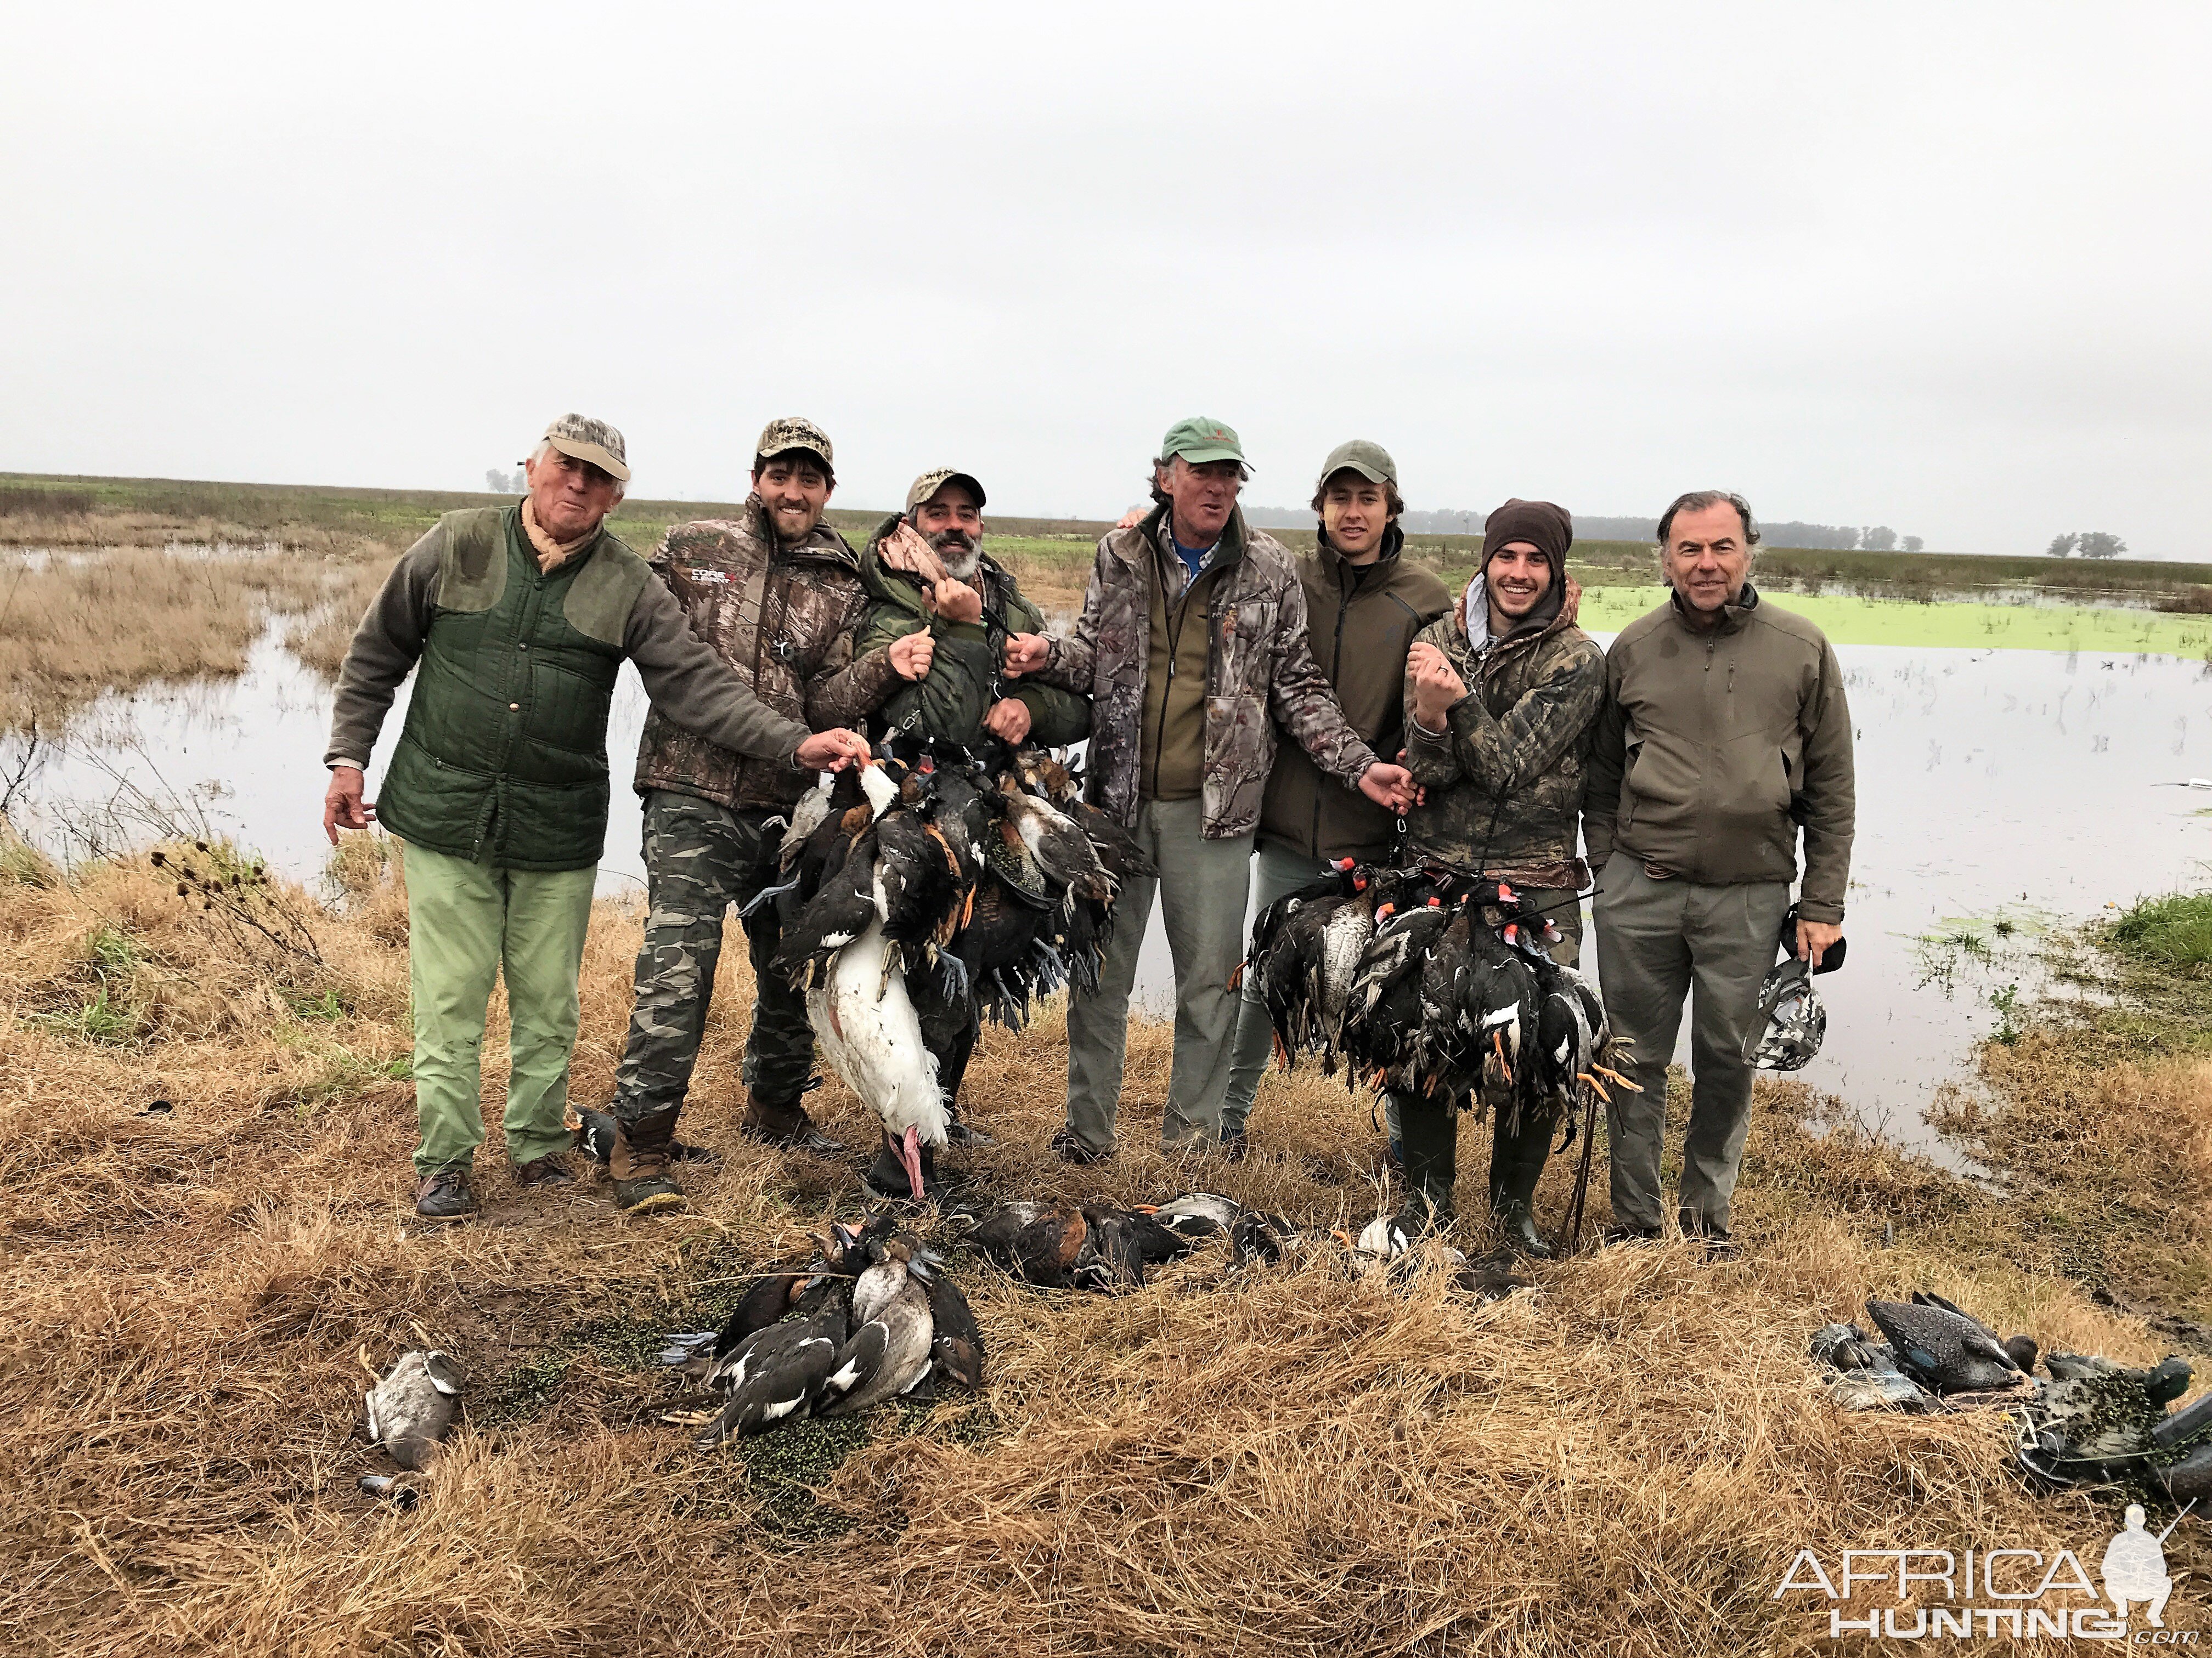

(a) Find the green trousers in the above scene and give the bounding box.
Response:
[1590,851,1793,1233]
[1064,797,1255,1152]
[401,841,597,1176]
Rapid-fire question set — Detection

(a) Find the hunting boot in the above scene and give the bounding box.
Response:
[738,1088,845,1156]
[861,1128,940,1205]
[1488,1110,1556,1259]
[611,1105,689,1215]
[415,1163,476,1223]
[1392,1093,1458,1237]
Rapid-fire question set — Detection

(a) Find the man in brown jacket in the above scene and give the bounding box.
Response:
[602,417,918,1212]
[1218,440,1448,1152]
[1583,490,1855,1253]
[1003,417,1417,1159]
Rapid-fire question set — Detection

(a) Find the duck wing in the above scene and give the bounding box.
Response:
[816,1278,934,1416]
[696,1321,844,1445]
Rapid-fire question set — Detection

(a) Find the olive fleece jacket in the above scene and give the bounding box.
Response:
[1581,584,1855,924]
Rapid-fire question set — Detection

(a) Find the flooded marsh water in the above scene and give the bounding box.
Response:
[10,597,2212,1153]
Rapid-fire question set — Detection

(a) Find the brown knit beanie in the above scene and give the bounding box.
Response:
[1481,498,1573,576]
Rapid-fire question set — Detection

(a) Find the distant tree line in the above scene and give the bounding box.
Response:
[1244,505,1918,551]
[485,467,526,495]
[2046,531,2128,559]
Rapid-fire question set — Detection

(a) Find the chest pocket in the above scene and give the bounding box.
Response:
[1227,597,1279,694]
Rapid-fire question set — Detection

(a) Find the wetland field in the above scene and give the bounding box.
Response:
[2,474,2209,1654]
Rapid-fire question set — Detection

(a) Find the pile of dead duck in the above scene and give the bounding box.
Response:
[1811,1292,2212,1501]
[654,1195,1534,1447]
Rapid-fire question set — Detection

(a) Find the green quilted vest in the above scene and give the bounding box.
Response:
[377,506,650,872]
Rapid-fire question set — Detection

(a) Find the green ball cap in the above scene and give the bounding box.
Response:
[1160,415,1248,468]
[1317,438,1396,491]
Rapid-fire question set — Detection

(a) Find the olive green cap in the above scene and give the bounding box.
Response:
[537,412,630,483]
[905,468,987,512]
[1317,438,1395,491]
[754,415,834,476]
[1159,415,1248,469]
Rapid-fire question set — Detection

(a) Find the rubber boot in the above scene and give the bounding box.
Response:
[1393,1091,1458,1236]
[1488,1109,1555,1259]
[612,1105,689,1214]
[738,1089,844,1155]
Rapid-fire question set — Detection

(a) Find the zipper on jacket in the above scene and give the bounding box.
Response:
[1151,574,1193,800]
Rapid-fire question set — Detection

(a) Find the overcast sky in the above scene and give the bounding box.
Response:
[5,3,2208,555]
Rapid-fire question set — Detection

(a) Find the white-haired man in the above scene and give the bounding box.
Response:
[323,414,870,1223]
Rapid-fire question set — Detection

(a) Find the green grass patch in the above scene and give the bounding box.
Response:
[1576,584,2212,655]
[2105,892,2212,976]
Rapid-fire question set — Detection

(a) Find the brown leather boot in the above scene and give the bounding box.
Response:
[611,1105,689,1214]
[737,1090,844,1155]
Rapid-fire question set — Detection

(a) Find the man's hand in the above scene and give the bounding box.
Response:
[1002,632,1052,678]
[1114,505,1147,531]
[930,579,983,625]
[796,728,872,772]
[1358,762,1417,814]
[984,697,1032,744]
[877,520,948,585]
[323,766,375,844]
[1796,918,1843,970]
[888,631,936,682]
[1407,641,1466,732]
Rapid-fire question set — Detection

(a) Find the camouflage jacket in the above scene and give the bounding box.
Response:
[1032,503,1378,839]
[850,518,1090,750]
[631,501,894,812]
[1401,595,1605,881]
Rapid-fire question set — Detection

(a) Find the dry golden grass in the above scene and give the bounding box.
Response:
[0,547,388,735]
[1,847,2204,1656]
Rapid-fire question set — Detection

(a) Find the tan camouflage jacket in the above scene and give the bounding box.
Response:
[1401,595,1605,882]
[1032,503,1378,839]
[631,501,897,812]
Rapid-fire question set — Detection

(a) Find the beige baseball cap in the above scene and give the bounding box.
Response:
[754,416,834,476]
[905,468,987,512]
[537,412,630,483]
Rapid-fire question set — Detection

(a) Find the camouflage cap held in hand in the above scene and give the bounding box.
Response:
[538,413,630,483]
[1160,415,1249,469]
[1317,438,1395,491]
[905,468,988,512]
[754,416,834,476]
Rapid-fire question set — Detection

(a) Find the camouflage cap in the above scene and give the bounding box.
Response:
[539,413,630,483]
[1317,438,1396,491]
[905,468,987,512]
[1160,415,1249,469]
[754,416,834,476]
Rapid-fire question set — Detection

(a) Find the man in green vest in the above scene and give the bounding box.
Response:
[1218,440,1449,1156]
[321,414,871,1223]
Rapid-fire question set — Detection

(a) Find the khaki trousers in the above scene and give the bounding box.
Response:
[1592,851,1791,1233]
[1064,798,1255,1152]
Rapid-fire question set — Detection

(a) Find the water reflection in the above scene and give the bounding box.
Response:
[10,633,2212,1152]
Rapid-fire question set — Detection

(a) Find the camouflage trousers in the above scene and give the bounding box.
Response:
[611,790,815,1123]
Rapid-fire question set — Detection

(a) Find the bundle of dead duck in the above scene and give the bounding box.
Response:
[763,746,1151,1199]
[1241,859,1637,1148]
[952,1191,1530,1301]
[1808,1291,2212,1501]
[658,1212,983,1447]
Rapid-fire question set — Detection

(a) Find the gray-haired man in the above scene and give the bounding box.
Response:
[1583,490,1855,1254]
[322,415,871,1223]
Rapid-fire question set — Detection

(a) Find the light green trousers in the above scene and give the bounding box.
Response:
[1063,798,1255,1152]
[401,841,598,1176]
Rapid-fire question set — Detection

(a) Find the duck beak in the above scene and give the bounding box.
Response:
[899,1124,927,1203]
